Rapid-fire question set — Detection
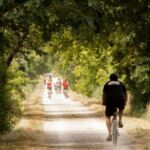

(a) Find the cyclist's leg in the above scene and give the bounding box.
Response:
[50,87,52,94]
[106,116,111,137]
[105,106,115,141]
[58,86,61,93]
[59,86,61,93]
[63,89,66,97]
[50,88,52,94]
[118,109,123,127]
[64,89,68,98]
[56,86,59,93]
[66,88,68,97]
[49,91,51,98]
[54,85,57,93]
[66,90,68,98]
[49,88,52,98]
[48,89,50,98]
[118,103,125,128]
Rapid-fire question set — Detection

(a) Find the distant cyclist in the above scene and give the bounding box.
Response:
[47,79,52,99]
[102,73,127,141]
[55,78,61,94]
[62,79,69,98]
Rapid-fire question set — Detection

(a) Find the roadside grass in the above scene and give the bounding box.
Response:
[144,103,150,121]
[127,104,150,150]
[22,93,44,118]
[21,81,44,116]
[0,127,47,150]
[129,128,150,150]
[0,80,48,150]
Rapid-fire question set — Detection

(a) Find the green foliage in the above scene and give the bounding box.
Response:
[0,0,55,134]
[44,27,115,98]
[0,0,150,134]
[44,0,150,112]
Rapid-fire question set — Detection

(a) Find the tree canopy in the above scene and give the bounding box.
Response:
[0,0,150,134]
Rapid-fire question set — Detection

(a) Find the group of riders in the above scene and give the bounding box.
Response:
[44,74,69,99]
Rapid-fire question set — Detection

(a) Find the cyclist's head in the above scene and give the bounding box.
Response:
[109,73,118,81]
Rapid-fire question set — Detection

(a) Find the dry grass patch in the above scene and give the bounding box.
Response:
[124,117,150,130]
[22,83,44,117]
[129,128,150,150]
[123,117,150,150]
[0,127,47,150]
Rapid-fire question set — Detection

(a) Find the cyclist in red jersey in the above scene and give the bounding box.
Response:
[47,79,52,98]
[62,79,69,98]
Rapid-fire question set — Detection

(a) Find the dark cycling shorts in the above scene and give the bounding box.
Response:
[105,102,125,117]
[47,87,52,91]
[63,88,68,93]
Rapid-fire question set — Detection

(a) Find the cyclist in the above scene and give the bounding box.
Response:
[55,78,61,94]
[62,79,69,98]
[47,79,52,98]
[102,73,127,141]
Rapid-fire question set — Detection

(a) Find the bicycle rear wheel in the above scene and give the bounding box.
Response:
[48,90,52,99]
[112,119,118,145]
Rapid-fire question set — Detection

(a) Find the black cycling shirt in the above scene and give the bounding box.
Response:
[103,80,127,106]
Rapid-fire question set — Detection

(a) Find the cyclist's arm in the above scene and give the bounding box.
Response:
[102,93,106,105]
[120,82,127,105]
[102,83,107,105]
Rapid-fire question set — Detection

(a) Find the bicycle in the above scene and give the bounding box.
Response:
[55,85,61,94]
[47,88,52,99]
[111,111,119,145]
[63,89,68,99]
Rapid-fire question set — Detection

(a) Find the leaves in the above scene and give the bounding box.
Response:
[0,0,150,133]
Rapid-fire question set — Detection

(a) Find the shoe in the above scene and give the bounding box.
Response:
[106,135,112,141]
[118,121,123,128]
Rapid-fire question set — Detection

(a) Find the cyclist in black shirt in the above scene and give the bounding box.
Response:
[102,73,127,141]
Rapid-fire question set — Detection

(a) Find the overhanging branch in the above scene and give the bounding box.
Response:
[6,31,28,67]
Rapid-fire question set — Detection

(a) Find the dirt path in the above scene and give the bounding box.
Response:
[41,79,131,150]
